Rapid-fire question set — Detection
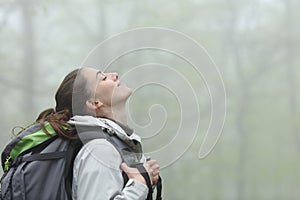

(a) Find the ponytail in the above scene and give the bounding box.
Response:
[36,108,77,140]
[34,68,89,140]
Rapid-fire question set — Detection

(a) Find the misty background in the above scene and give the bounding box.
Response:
[0,0,299,199]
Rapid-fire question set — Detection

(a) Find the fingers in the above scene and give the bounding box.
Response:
[120,163,146,185]
[120,160,161,186]
[146,159,160,171]
[120,162,129,172]
[152,174,159,185]
[120,163,139,173]
[145,159,160,185]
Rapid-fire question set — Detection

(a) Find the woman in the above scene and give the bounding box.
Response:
[37,67,160,199]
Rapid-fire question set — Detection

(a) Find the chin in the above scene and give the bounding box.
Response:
[124,88,132,99]
[127,87,133,95]
[112,88,132,105]
[122,85,132,95]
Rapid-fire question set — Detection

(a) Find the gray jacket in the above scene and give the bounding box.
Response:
[71,116,148,200]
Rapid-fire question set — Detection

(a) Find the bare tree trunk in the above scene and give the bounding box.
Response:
[99,0,107,42]
[284,0,300,138]
[284,0,300,150]
[234,46,250,200]
[226,1,250,199]
[20,0,36,118]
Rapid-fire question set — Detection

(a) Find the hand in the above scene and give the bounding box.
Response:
[120,163,147,185]
[120,160,160,186]
[145,159,160,185]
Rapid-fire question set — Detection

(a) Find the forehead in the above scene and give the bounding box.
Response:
[78,67,100,88]
[81,67,98,77]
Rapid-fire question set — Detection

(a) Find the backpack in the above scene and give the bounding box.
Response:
[0,123,82,200]
[0,122,162,200]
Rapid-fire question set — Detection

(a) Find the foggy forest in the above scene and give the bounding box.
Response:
[0,0,299,199]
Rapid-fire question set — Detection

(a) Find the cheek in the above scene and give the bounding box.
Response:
[96,83,115,102]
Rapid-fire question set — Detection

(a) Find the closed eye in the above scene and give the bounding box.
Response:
[96,71,107,81]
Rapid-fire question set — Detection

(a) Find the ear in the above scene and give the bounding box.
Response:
[86,99,103,111]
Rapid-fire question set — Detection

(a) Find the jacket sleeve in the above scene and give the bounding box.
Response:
[72,139,148,200]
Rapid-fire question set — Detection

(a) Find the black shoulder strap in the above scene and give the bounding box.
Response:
[133,163,163,200]
[156,176,163,200]
[135,163,153,200]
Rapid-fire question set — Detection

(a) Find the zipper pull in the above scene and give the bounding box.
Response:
[4,156,11,172]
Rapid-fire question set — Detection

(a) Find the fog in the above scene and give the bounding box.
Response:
[0,0,299,199]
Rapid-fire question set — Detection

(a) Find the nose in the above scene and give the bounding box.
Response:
[109,72,118,81]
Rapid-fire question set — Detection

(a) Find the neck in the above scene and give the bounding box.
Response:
[104,103,128,125]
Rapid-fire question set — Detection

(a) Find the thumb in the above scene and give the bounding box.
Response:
[120,162,146,185]
[120,162,129,172]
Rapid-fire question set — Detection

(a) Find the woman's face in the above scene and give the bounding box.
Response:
[82,67,132,107]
